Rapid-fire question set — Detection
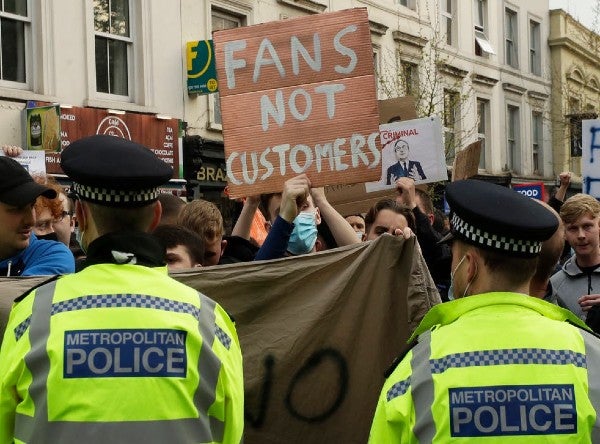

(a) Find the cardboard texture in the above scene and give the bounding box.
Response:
[452,140,482,181]
[324,183,396,215]
[325,96,418,215]
[0,236,440,443]
[378,96,417,124]
[213,8,381,198]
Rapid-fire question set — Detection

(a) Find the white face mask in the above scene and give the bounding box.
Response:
[448,254,476,299]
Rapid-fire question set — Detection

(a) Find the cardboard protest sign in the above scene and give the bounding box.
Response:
[0,150,46,176]
[0,236,441,443]
[324,183,394,216]
[582,119,600,197]
[378,96,417,124]
[213,8,381,198]
[324,96,419,215]
[366,116,447,192]
[452,139,481,181]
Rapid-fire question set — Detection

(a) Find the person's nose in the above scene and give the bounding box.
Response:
[23,206,35,227]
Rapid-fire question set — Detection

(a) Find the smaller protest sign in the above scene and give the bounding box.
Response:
[582,119,600,197]
[512,182,546,201]
[0,150,46,175]
[186,40,218,94]
[24,105,61,152]
[366,116,447,192]
[378,96,417,124]
[452,140,481,181]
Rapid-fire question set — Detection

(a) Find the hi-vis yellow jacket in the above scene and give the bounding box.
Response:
[0,263,243,444]
[369,292,600,443]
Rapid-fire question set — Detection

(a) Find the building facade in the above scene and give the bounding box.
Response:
[0,0,554,202]
[549,8,600,188]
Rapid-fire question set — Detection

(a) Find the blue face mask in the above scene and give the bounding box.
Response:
[75,227,86,254]
[287,211,318,255]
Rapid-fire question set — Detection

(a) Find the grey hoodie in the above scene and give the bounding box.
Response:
[550,255,600,321]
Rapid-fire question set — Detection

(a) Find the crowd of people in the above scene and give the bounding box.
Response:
[1,137,600,441]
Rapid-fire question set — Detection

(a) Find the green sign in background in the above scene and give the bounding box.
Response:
[187,40,218,95]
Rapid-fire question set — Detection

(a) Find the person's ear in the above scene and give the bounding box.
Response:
[465,250,479,282]
[315,207,321,225]
[75,200,87,232]
[149,201,162,232]
[220,239,227,257]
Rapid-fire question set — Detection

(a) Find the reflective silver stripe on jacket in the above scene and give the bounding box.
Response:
[15,282,225,443]
[393,328,594,441]
[410,329,435,443]
[581,329,600,442]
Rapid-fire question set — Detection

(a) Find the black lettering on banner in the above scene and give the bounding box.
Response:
[285,348,348,423]
[245,354,275,428]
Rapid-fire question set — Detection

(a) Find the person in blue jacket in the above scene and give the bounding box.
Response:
[0,157,74,276]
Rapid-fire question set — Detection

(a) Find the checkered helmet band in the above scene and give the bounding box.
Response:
[73,182,160,206]
[451,213,542,255]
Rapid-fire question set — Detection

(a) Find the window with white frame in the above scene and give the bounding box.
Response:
[506,104,520,172]
[477,98,489,169]
[211,8,244,127]
[531,111,543,174]
[474,0,494,57]
[94,0,131,96]
[372,47,380,83]
[0,1,29,84]
[441,0,456,47]
[401,61,419,96]
[444,89,459,164]
[505,8,518,68]
[529,20,541,75]
[398,0,416,9]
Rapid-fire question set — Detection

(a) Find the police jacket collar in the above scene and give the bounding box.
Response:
[410,292,589,342]
[82,231,166,269]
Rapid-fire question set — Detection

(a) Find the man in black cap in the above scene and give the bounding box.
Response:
[0,156,74,276]
[0,135,243,443]
[370,179,600,442]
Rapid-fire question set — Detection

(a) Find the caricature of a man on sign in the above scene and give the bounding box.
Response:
[213,8,381,198]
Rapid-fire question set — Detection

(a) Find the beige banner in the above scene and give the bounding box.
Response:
[0,235,440,443]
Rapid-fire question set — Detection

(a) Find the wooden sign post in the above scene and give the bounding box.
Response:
[213,8,381,198]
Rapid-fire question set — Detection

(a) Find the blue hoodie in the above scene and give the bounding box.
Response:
[0,233,75,276]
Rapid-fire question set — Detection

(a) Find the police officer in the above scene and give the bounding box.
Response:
[0,135,243,443]
[369,179,600,442]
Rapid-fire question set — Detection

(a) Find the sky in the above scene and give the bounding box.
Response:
[549,0,599,32]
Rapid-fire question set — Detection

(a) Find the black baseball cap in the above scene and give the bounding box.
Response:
[0,156,56,206]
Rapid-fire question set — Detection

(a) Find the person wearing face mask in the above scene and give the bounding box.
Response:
[370,179,600,442]
[255,174,360,260]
